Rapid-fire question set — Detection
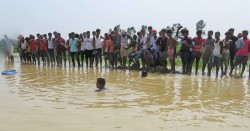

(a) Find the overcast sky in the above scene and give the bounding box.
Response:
[1,0,250,39]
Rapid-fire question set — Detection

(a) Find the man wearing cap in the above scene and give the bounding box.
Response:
[228,28,238,68]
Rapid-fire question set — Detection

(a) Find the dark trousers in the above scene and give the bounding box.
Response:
[181,51,191,73]
[70,52,80,67]
[230,51,235,68]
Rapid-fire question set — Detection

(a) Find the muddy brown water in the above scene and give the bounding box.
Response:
[0,57,249,131]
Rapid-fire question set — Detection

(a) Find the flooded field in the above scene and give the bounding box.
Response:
[0,57,250,131]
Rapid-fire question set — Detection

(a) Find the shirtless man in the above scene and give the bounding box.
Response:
[166,30,178,72]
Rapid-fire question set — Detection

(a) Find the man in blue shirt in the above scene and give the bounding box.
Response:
[69,32,81,67]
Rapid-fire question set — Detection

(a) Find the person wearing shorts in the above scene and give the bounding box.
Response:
[191,30,206,75]
[208,32,223,77]
[229,30,250,77]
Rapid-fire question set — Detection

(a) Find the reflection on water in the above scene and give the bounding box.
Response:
[0,57,250,130]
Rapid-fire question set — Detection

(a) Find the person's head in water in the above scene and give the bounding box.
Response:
[196,30,202,38]
[242,30,248,39]
[207,30,213,38]
[96,78,105,89]
[215,32,220,39]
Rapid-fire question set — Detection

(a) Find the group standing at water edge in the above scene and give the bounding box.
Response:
[1,26,250,78]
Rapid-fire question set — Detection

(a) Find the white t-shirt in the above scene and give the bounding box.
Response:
[95,36,102,49]
[80,40,85,51]
[213,40,221,57]
[21,41,26,50]
[120,36,128,48]
[141,35,147,50]
[48,38,54,49]
[84,38,93,50]
[150,37,158,51]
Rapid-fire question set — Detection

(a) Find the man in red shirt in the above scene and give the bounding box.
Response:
[191,30,206,75]
[38,35,47,64]
[30,35,39,64]
[56,33,66,66]
[229,30,250,77]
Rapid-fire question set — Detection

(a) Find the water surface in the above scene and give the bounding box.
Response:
[0,57,249,131]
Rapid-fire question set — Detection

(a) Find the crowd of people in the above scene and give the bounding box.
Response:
[2,26,250,78]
